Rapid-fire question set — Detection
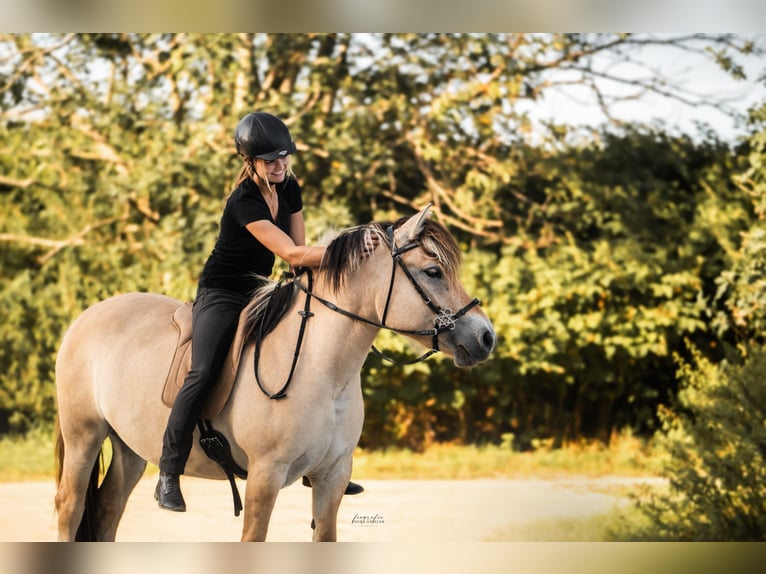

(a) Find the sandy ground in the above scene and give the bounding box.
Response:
[0,475,661,542]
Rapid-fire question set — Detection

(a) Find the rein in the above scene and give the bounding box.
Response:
[254,225,480,399]
[253,270,314,400]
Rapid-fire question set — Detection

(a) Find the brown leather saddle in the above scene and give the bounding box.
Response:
[161,302,251,418]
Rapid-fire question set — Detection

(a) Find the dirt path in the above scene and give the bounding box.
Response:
[0,475,659,542]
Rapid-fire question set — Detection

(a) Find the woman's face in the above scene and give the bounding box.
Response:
[258,156,290,184]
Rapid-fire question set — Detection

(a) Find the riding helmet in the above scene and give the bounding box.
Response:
[234,112,296,160]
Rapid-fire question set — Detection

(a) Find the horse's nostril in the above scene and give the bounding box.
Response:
[482,329,496,351]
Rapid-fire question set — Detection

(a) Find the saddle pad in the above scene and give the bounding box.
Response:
[161,301,251,418]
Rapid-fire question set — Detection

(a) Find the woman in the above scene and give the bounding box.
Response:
[156,111,365,512]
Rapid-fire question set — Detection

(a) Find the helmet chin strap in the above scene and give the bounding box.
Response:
[248,161,278,194]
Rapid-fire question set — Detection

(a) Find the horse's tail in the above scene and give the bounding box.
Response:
[75,458,101,541]
[54,417,102,542]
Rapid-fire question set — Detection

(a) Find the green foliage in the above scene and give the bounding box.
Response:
[630,343,766,540]
[711,101,766,340]
[621,117,766,541]
[0,34,764,452]
[361,127,751,449]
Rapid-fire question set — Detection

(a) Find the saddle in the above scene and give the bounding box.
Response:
[161,301,251,419]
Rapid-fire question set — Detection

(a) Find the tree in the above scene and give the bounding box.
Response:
[710,100,766,342]
[0,34,763,443]
[623,102,766,541]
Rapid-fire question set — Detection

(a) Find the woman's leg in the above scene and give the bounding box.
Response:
[157,288,248,510]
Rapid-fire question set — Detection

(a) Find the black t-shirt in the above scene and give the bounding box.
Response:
[198,177,303,295]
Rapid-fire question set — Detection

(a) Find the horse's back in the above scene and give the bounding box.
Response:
[56,293,184,456]
[73,292,181,324]
[58,292,182,365]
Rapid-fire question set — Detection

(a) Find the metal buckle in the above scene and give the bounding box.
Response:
[434,308,456,331]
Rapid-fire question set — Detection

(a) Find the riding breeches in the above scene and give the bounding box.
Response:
[159,287,249,475]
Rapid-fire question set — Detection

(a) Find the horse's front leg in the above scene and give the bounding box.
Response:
[241,468,283,542]
[310,461,353,542]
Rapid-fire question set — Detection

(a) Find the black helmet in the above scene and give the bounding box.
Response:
[234,112,296,160]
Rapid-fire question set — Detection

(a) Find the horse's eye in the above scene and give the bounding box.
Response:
[425,266,443,279]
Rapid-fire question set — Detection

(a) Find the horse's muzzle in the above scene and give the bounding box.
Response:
[447,317,496,368]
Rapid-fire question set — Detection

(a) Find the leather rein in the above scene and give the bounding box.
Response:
[254,225,480,399]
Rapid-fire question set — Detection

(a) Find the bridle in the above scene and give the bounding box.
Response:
[255,224,480,399]
[255,225,481,399]
[302,225,480,361]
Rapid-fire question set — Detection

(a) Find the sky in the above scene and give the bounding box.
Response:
[523,38,766,143]
[2,33,763,146]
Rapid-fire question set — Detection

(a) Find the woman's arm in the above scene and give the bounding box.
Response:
[289,210,306,247]
[246,218,326,269]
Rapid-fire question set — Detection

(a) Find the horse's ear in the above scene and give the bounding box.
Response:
[395,203,432,245]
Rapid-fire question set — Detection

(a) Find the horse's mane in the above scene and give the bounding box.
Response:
[321,218,461,292]
[242,277,295,342]
[243,216,462,338]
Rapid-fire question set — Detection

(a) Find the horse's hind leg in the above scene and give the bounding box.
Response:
[55,421,109,541]
[94,433,147,541]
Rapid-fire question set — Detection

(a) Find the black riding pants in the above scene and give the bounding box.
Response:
[159,287,249,475]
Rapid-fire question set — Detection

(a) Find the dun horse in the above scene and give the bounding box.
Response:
[54,205,496,541]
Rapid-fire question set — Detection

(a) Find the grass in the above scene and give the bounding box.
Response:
[0,426,58,481]
[484,511,618,541]
[482,505,656,541]
[354,430,661,480]
[0,426,661,482]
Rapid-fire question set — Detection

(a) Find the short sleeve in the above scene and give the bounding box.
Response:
[230,190,269,228]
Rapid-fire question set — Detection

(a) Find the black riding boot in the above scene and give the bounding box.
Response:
[302,476,365,495]
[344,480,365,495]
[155,472,187,512]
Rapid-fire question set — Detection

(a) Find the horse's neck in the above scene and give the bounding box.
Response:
[298,274,381,376]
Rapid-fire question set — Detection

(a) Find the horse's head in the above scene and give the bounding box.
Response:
[321,204,496,367]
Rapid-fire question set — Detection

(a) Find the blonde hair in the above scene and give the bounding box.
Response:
[232,157,296,194]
